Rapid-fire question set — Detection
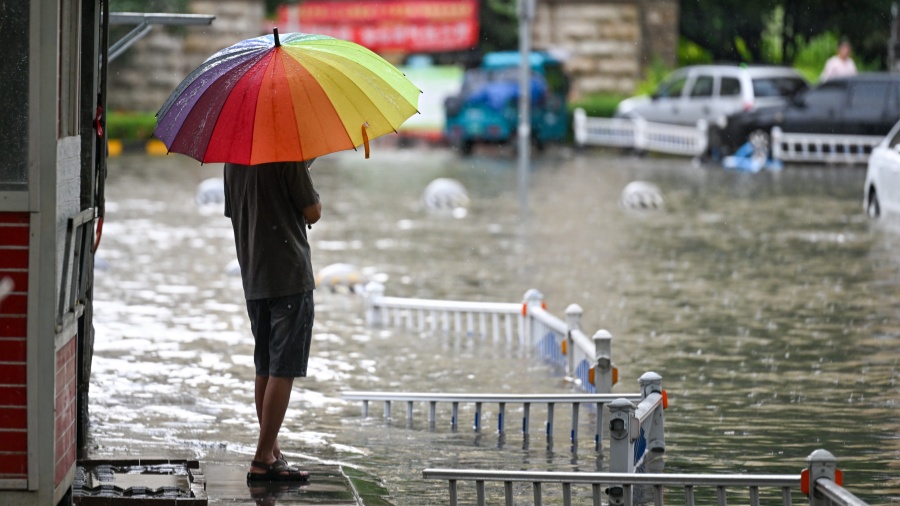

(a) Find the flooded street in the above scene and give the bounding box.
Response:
[87,147,899,504]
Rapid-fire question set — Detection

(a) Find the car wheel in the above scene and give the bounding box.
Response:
[748,129,770,161]
[867,190,881,218]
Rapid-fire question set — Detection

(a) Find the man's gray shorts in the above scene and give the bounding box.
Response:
[246,291,314,377]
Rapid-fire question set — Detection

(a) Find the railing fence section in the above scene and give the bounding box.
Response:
[423,449,868,506]
[771,127,882,165]
[342,372,665,459]
[573,108,709,157]
[364,284,617,394]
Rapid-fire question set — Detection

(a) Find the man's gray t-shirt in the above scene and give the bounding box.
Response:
[224,160,319,300]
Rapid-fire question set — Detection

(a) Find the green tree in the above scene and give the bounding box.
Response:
[681,0,895,67]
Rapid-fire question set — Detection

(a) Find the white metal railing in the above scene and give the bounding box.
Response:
[341,391,642,451]
[573,108,709,157]
[423,449,868,506]
[364,285,617,394]
[342,372,665,458]
[771,127,882,164]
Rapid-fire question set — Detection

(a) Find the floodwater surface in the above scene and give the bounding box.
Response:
[88,147,899,504]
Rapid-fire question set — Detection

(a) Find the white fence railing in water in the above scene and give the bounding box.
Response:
[364,285,617,394]
[572,108,709,157]
[423,449,868,506]
[342,372,664,454]
[771,127,882,165]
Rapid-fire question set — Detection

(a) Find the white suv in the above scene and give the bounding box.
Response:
[615,65,808,128]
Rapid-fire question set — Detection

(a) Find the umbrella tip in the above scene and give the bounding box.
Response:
[273,28,281,47]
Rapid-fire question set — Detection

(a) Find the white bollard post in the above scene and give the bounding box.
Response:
[565,304,582,375]
[593,330,613,394]
[365,282,385,326]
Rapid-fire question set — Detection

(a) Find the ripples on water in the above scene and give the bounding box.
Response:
[89,148,898,504]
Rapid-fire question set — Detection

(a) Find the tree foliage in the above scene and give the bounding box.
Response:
[681,0,896,68]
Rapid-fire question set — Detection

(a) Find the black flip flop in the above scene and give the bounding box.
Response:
[246,459,310,483]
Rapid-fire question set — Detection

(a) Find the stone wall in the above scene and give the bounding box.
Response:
[533,0,678,98]
[107,0,264,113]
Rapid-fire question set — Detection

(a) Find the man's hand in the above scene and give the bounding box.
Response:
[304,202,322,227]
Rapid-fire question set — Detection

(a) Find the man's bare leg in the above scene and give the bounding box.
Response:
[249,375,294,474]
[254,376,285,461]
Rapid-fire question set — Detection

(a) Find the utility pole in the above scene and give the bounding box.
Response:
[517,0,534,216]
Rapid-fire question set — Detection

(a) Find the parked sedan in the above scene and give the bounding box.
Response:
[864,119,900,218]
[717,73,900,156]
[615,65,808,128]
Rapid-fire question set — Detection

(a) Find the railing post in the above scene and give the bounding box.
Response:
[772,126,783,161]
[608,398,636,506]
[522,288,543,346]
[608,398,636,473]
[365,282,385,326]
[574,107,587,147]
[806,449,837,506]
[565,304,582,375]
[639,371,666,460]
[696,119,708,157]
[593,330,613,394]
[634,117,647,151]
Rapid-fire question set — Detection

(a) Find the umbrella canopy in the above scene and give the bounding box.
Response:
[154,30,421,164]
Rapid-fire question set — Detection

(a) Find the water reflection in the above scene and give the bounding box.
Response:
[88,148,899,504]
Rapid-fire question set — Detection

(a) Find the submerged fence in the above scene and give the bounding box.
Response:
[572,108,709,157]
[423,449,867,506]
[364,284,617,394]
[771,127,882,165]
[573,109,885,164]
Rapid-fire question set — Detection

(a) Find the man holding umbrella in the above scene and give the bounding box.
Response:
[154,29,419,483]
[224,158,321,482]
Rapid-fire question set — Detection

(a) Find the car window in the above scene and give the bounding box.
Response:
[690,75,714,97]
[656,76,688,98]
[848,82,888,109]
[752,77,808,97]
[802,81,848,108]
[720,77,741,96]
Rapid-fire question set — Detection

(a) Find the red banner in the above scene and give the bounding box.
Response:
[274,0,479,53]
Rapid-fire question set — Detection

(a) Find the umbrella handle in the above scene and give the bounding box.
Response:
[362,123,370,159]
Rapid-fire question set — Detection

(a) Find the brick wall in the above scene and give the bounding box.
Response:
[54,337,77,487]
[0,212,29,480]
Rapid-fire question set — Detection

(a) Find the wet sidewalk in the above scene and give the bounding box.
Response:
[74,459,390,505]
[204,463,365,505]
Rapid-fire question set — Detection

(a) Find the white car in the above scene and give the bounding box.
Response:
[864,119,900,217]
[615,65,808,128]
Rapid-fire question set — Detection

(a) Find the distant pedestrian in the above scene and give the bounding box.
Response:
[820,39,857,82]
[224,159,322,483]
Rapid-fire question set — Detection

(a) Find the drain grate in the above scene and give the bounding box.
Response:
[73,459,207,505]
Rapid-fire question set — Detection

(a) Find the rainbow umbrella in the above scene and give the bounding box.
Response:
[154,30,421,164]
